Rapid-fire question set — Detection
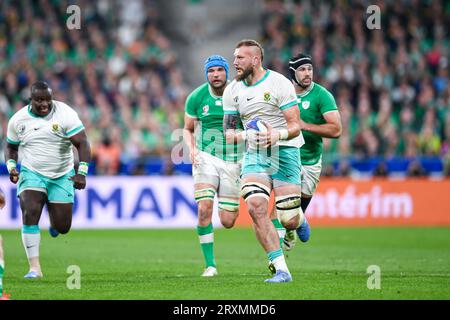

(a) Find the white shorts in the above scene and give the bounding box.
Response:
[301,160,322,197]
[193,151,241,198]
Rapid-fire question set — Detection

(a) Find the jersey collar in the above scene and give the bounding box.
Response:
[28,101,55,119]
[297,82,315,98]
[208,83,222,99]
[243,69,270,87]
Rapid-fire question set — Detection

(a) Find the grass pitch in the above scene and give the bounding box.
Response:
[1,227,449,300]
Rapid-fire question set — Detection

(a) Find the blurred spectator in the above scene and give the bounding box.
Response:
[261,0,450,176]
[322,164,335,177]
[337,160,351,177]
[1,0,449,177]
[373,162,389,177]
[94,133,122,175]
[0,0,187,169]
[407,160,428,177]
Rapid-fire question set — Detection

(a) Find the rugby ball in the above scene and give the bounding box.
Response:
[245,118,267,132]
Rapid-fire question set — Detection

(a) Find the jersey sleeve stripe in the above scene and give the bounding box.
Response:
[322,110,339,115]
[66,125,85,137]
[224,110,239,115]
[280,100,298,110]
[6,137,20,145]
[185,112,198,119]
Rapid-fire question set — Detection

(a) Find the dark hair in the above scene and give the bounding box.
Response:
[236,39,264,62]
[31,81,50,93]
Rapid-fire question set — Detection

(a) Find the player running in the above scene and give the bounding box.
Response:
[5,81,91,279]
[223,39,307,283]
[280,53,342,250]
[183,55,244,277]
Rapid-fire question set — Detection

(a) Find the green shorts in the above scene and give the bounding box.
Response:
[17,166,75,203]
[241,146,301,185]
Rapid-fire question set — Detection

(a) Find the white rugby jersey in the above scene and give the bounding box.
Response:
[223,69,304,148]
[7,100,85,179]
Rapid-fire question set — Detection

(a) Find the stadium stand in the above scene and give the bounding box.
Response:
[260,0,449,177]
[0,0,448,177]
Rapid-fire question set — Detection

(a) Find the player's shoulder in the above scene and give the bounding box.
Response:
[223,79,239,95]
[53,100,75,111]
[190,82,210,97]
[313,82,335,98]
[267,70,294,91]
[186,83,210,106]
[53,100,80,117]
[8,105,29,122]
[268,69,291,83]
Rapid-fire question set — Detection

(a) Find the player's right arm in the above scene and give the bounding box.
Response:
[5,117,20,184]
[300,110,342,138]
[183,113,198,165]
[222,83,245,144]
[184,92,199,165]
[301,90,341,138]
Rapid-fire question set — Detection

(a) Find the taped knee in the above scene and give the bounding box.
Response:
[241,183,271,202]
[218,197,239,212]
[194,188,216,202]
[275,194,304,227]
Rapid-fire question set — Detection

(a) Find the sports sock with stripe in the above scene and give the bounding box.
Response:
[271,218,286,247]
[197,223,216,268]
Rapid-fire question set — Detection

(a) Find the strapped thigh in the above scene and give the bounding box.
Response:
[241,182,271,202]
[194,187,216,203]
[275,194,304,227]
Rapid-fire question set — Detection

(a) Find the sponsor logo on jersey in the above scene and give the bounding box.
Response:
[264,92,271,102]
[202,105,209,116]
[302,101,310,110]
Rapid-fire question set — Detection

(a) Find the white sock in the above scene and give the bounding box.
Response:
[272,255,290,274]
[0,259,4,269]
[22,232,40,260]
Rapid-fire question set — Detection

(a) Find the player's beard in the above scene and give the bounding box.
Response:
[210,79,226,90]
[235,66,253,82]
[298,77,312,89]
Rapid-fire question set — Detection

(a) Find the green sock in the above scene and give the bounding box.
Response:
[0,261,4,294]
[271,219,285,247]
[196,223,216,268]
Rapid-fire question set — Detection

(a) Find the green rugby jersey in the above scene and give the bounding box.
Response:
[297,82,338,165]
[185,82,243,162]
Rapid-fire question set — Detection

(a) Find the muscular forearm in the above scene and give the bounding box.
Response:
[223,114,244,144]
[183,128,195,151]
[286,121,301,140]
[302,122,341,138]
[5,146,18,162]
[76,140,91,163]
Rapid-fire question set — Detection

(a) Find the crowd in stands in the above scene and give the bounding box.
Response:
[0,0,448,176]
[261,0,449,176]
[0,0,189,175]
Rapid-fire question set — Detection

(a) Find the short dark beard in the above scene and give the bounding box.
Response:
[235,67,253,82]
[298,81,310,89]
[210,80,227,96]
[297,77,312,89]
